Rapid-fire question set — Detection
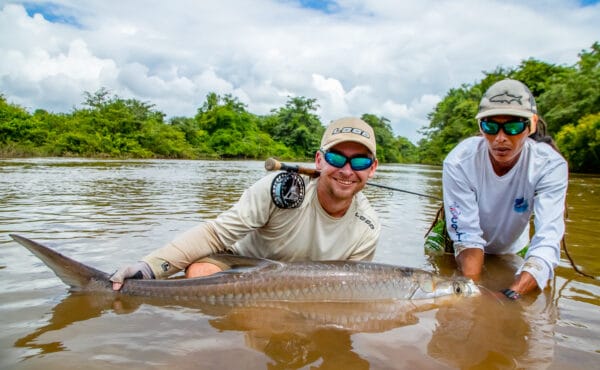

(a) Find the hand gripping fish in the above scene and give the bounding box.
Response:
[10,234,480,304]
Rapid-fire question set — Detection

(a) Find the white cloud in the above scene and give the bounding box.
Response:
[0,0,598,142]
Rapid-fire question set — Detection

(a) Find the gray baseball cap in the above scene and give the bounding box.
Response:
[476,79,538,120]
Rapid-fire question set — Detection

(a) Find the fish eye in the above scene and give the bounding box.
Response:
[453,283,462,294]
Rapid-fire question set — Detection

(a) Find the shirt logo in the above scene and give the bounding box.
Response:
[449,203,465,242]
[513,197,528,213]
[355,212,375,230]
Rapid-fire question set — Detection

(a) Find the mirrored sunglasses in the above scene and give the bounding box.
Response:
[479,119,529,136]
[322,150,374,171]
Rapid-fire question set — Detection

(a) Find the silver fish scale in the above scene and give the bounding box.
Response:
[126,261,429,302]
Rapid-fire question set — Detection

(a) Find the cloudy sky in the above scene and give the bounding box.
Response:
[0,1,598,143]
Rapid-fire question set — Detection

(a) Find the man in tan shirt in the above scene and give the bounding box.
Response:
[112,117,380,290]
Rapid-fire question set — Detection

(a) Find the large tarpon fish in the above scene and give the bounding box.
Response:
[10,234,480,304]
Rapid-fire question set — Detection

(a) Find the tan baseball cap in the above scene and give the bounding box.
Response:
[320,117,377,156]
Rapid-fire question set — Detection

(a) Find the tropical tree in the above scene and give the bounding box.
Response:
[0,94,33,144]
[169,116,215,157]
[360,114,401,162]
[195,92,291,158]
[417,85,481,164]
[556,113,600,173]
[538,42,600,135]
[261,96,324,158]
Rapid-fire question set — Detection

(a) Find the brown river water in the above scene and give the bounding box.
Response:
[0,158,598,369]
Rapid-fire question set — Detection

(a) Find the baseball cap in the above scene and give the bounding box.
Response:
[476,79,538,120]
[320,117,377,156]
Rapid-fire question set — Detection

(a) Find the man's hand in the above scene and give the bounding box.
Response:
[110,261,154,291]
[506,271,539,297]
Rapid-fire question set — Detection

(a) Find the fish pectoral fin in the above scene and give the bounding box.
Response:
[417,274,434,293]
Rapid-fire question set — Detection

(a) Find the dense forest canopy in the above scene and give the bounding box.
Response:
[1,42,598,173]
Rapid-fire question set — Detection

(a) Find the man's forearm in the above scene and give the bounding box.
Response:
[143,222,225,278]
[455,247,484,281]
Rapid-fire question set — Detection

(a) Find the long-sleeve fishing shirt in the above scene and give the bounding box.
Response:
[442,136,568,289]
[143,172,381,278]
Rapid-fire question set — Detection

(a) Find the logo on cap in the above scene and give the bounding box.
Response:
[332,127,371,139]
[489,92,523,105]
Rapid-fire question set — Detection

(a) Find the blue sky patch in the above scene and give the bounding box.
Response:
[23,2,82,27]
[293,0,340,14]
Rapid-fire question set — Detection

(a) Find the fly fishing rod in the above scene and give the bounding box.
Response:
[264,158,441,200]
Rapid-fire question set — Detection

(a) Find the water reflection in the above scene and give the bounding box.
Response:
[427,254,557,369]
[13,251,559,369]
[15,290,444,368]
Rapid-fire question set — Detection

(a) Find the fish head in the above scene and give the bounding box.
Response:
[412,275,481,300]
[433,277,481,299]
[446,277,481,297]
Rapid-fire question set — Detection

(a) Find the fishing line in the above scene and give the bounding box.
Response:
[264,158,440,200]
[365,182,441,200]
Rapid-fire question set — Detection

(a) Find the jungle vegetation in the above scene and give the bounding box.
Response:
[1,42,598,173]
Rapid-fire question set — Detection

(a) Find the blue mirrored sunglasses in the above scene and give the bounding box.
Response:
[321,150,374,171]
[479,119,529,136]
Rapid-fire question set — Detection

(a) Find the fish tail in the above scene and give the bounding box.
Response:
[9,234,111,291]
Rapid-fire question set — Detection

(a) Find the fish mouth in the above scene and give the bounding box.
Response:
[467,283,482,296]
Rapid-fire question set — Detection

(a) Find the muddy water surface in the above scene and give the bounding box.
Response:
[1,158,598,369]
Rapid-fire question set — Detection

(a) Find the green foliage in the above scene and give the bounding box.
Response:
[556,113,600,173]
[0,90,308,160]
[0,95,33,144]
[138,121,193,159]
[511,58,570,97]
[194,93,292,159]
[261,96,324,159]
[395,136,418,163]
[417,85,480,164]
[424,219,447,256]
[360,114,416,163]
[361,114,395,160]
[67,91,179,157]
[537,42,600,134]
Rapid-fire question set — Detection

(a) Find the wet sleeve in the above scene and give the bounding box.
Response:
[142,222,225,278]
[442,159,486,256]
[518,161,568,288]
[142,174,276,278]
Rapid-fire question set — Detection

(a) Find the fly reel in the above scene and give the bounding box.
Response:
[270,171,305,209]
